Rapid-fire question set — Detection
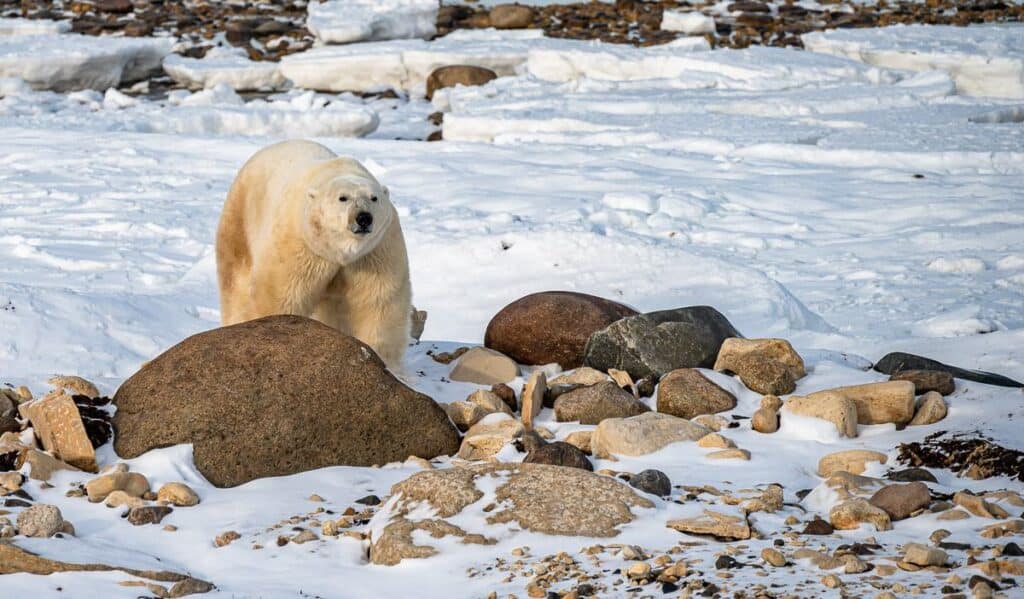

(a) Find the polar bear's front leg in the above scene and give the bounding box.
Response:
[348,293,411,374]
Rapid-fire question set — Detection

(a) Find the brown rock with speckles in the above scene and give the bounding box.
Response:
[113,316,459,487]
[485,291,637,369]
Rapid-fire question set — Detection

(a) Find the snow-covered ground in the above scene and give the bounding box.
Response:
[1,15,1023,599]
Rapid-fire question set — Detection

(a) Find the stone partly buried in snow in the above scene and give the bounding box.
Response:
[449,346,519,385]
[667,509,751,541]
[457,414,524,461]
[369,463,653,564]
[817,449,888,477]
[656,368,737,420]
[523,441,592,471]
[713,338,805,396]
[0,543,213,596]
[113,316,460,487]
[874,351,1023,388]
[591,412,710,459]
[554,381,650,424]
[830,498,892,531]
[484,291,638,369]
[426,65,497,100]
[584,306,742,380]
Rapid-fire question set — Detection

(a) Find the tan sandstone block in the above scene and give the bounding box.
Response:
[18,391,96,472]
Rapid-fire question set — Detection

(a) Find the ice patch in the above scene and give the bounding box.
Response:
[802,24,1024,99]
[307,0,438,44]
[926,257,987,274]
[913,305,1000,337]
[0,33,173,91]
[163,47,287,91]
[661,10,716,35]
[996,255,1024,270]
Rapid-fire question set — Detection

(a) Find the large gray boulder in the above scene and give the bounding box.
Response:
[584,306,742,380]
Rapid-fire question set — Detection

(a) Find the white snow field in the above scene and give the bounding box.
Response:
[162,47,287,92]
[307,0,438,44]
[1,17,1023,599]
[803,23,1024,99]
[0,17,69,36]
[0,31,173,91]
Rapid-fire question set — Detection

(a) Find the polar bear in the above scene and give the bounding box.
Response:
[216,140,412,371]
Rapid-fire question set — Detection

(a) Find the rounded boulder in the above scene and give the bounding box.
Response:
[113,316,460,487]
[485,291,638,369]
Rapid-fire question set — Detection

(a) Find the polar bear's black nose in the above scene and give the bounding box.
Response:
[355,211,373,229]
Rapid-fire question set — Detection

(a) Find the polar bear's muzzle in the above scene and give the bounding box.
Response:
[352,211,374,235]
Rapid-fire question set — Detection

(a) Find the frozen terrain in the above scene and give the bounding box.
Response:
[1,15,1023,599]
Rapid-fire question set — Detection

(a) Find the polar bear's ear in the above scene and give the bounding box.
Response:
[382,185,390,200]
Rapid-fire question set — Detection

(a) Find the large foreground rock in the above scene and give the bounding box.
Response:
[113,316,460,487]
[485,291,637,369]
[584,306,742,380]
[370,463,653,564]
[874,352,1022,388]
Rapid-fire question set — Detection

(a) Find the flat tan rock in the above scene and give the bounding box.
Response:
[549,367,609,387]
[903,543,947,567]
[666,509,750,540]
[23,448,79,481]
[457,416,524,461]
[591,412,709,459]
[706,448,750,460]
[713,337,804,394]
[443,401,489,432]
[954,491,1009,519]
[466,389,512,416]
[696,433,735,449]
[803,381,915,425]
[520,370,546,431]
[18,390,96,472]
[46,375,100,399]
[563,430,592,454]
[783,392,858,437]
[85,472,150,503]
[830,498,892,531]
[817,449,888,477]
[449,347,519,385]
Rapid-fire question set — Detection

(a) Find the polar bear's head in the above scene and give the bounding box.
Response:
[302,171,395,265]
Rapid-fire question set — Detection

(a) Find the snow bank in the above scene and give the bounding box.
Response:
[0,84,379,138]
[163,48,287,91]
[307,0,437,44]
[280,29,712,94]
[0,17,70,35]
[0,33,173,91]
[661,10,716,35]
[802,24,1024,99]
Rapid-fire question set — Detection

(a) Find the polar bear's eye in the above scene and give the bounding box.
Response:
[338,195,348,202]
[371,196,378,202]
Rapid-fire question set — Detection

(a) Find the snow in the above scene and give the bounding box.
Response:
[661,10,716,35]
[0,17,70,36]
[307,0,438,44]
[1,17,1023,599]
[0,84,379,138]
[0,33,173,92]
[803,24,1024,99]
[162,47,287,91]
[280,29,707,94]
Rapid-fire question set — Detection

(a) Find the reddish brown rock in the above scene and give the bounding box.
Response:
[485,291,637,369]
